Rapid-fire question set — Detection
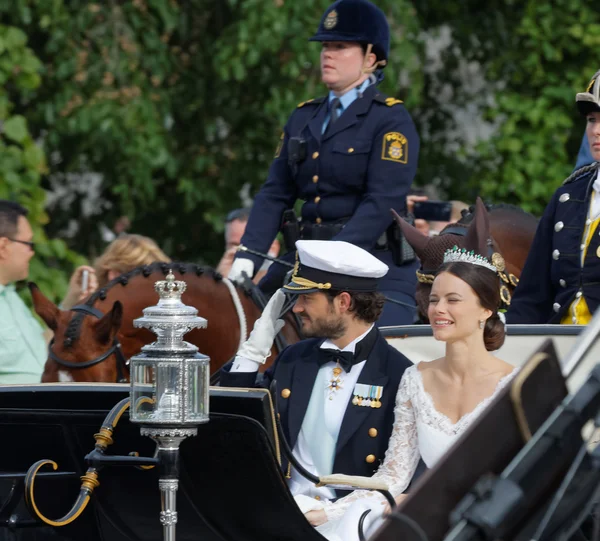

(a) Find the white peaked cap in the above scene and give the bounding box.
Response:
[283,240,389,294]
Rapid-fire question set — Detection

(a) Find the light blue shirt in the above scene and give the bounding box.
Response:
[322,78,373,134]
[0,283,46,383]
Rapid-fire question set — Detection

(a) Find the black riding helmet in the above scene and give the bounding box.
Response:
[309,0,390,68]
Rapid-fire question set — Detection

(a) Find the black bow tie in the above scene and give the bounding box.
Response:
[317,327,378,373]
[318,349,356,373]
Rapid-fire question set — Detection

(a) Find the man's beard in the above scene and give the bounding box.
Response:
[301,314,347,340]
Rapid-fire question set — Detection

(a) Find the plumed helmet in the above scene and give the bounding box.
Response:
[576,70,600,116]
[309,0,390,65]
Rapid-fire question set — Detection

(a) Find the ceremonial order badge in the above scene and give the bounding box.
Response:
[327,364,344,400]
[324,9,338,29]
[352,383,383,408]
[382,132,408,164]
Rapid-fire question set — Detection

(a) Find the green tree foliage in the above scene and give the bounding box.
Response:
[415,0,600,214]
[2,0,420,267]
[0,22,84,302]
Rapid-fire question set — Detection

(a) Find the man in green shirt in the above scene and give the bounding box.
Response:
[0,201,46,383]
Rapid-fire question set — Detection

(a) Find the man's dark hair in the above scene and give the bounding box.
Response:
[0,201,28,238]
[325,290,385,323]
[225,208,251,224]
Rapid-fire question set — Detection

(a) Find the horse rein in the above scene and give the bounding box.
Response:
[48,304,129,383]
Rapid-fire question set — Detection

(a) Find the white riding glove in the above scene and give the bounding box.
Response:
[228,258,255,284]
[235,289,286,366]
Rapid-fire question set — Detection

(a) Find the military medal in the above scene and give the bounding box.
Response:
[352,384,384,407]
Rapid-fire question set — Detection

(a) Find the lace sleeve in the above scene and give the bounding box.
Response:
[323,368,420,522]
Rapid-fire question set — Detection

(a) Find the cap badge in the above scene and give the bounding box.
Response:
[382,132,408,164]
[324,9,338,29]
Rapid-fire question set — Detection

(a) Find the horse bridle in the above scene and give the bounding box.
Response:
[48,304,129,383]
[415,225,519,308]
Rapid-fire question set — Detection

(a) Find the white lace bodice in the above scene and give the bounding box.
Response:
[323,364,517,522]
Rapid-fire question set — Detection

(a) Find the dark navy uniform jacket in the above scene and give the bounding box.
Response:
[237,83,420,298]
[508,167,600,323]
[220,329,413,489]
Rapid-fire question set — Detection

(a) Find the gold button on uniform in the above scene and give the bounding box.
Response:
[348,147,354,153]
[368,428,378,438]
[312,175,318,183]
[312,151,319,159]
[316,217,322,224]
[281,389,291,399]
[366,454,376,464]
[314,496,321,501]
[314,196,321,203]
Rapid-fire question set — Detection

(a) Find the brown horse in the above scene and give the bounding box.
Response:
[393,198,538,321]
[31,263,301,383]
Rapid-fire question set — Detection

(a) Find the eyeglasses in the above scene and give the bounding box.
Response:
[9,238,35,250]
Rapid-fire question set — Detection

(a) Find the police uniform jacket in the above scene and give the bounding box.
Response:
[220,328,412,488]
[508,168,600,323]
[237,83,420,297]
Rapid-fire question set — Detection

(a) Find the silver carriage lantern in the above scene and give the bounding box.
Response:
[129,270,210,541]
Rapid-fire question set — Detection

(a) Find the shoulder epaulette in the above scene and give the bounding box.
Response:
[373,94,404,107]
[563,162,600,185]
[297,97,325,108]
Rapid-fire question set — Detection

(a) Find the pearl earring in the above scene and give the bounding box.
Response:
[479,320,485,329]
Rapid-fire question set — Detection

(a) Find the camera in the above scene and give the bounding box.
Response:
[413,201,453,222]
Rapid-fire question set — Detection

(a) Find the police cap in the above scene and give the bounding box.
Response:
[309,0,390,64]
[576,69,600,116]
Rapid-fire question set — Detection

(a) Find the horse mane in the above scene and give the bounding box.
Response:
[63,262,223,347]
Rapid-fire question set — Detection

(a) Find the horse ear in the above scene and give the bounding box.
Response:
[463,197,491,256]
[390,208,429,260]
[95,301,123,344]
[29,282,59,331]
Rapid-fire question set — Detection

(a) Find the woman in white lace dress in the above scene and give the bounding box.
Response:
[302,249,518,540]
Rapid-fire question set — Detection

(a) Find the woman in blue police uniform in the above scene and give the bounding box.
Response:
[508,70,600,324]
[228,0,420,326]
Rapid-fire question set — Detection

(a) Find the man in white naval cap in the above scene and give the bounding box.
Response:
[220,240,414,509]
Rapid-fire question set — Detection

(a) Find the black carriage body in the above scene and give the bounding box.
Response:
[0,385,297,541]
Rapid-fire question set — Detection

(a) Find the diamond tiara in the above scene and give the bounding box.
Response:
[443,246,497,272]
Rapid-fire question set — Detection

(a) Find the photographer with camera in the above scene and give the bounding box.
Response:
[228,0,421,326]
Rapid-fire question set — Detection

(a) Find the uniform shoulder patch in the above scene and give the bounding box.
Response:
[381,132,408,164]
[373,94,404,107]
[384,97,404,107]
[297,97,325,108]
[563,163,600,185]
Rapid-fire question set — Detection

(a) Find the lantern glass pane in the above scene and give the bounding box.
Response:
[154,363,183,423]
[185,359,210,423]
[130,362,156,423]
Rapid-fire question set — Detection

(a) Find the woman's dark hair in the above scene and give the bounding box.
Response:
[325,290,385,324]
[436,261,505,351]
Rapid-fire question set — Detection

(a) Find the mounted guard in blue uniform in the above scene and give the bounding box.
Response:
[228,0,420,326]
[508,70,600,324]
